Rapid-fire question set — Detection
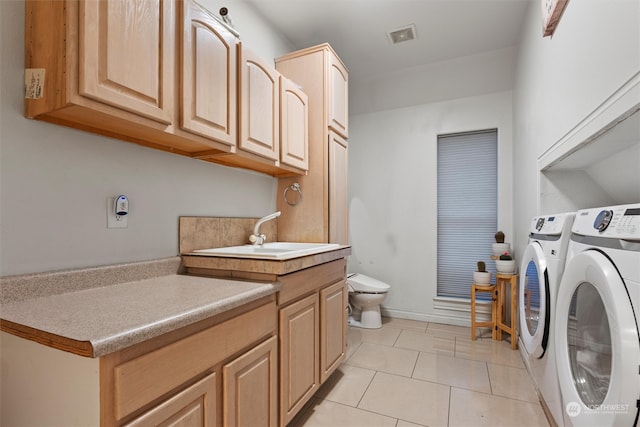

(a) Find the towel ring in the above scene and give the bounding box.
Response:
[284,182,303,206]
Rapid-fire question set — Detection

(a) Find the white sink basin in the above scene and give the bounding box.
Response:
[192,242,341,260]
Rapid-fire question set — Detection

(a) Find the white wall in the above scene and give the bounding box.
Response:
[512,0,640,258]
[348,91,513,324]
[351,46,517,115]
[332,0,638,325]
[0,1,294,276]
[347,42,519,324]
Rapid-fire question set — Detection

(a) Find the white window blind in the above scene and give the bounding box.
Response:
[437,130,497,299]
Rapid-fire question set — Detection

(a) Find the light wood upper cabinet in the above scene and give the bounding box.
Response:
[276,44,349,243]
[329,131,349,245]
[179,0,237,147]
[328,54,349,138]
[25,0,233,158]
[280,77,309,171]
[237,47,309,173]
[238,47,280,161]
[25,0,182,139]
[79,0,174,124]
[25,0,307,177]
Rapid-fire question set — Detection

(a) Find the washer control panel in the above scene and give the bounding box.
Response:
[593,209,613,232]
[573,204,640,238]
[614,207,640,234]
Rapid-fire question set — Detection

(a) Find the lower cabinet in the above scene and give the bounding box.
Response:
[279,293,320,424]
[320,280,347,383]
[124,373,217,427]
[2,257,351,427]
[101,297,277,427]
[100,260,347,427]
[125,335,278,427]
[277,260,348,426]
[223,336,278,427]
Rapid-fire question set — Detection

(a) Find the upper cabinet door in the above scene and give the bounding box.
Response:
[280,77,309,171]
[328,131,348,245]
[238,47,279,161]
[328,54,348,138]
[79,0,174,124]
[180,0,237,147]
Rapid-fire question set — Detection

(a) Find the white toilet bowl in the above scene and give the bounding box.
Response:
[347,273,391,329]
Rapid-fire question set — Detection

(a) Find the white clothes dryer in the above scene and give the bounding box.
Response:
[519,212,575,427]
[555,204,640,427]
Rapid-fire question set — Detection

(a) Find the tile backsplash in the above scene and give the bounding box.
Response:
[179,217,278,254]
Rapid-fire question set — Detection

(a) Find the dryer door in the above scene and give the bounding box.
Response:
[519,242,549,358]
[555,250,639,426]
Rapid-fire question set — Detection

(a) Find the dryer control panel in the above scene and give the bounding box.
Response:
[573,204,640,239]
[529,212,574,236]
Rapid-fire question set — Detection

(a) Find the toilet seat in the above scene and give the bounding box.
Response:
[347,273,390,294]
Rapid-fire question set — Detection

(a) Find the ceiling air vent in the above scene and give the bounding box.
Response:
[387,24,417,45]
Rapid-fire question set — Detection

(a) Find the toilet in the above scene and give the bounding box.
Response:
[347,273,391,329]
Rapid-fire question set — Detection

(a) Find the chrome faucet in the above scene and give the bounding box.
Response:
[249,211,281,245]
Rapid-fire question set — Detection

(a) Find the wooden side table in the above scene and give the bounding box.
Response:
[495,273,518,350]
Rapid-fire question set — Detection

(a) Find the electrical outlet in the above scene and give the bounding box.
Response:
[107,197,127,229]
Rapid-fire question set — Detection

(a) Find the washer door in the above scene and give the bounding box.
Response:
[519,242,549,358]
[555,250,640,426]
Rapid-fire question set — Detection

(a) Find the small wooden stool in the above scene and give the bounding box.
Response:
[470,283,497,340]
[495,273,518,350]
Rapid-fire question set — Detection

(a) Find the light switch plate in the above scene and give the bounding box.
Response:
[107,197,127,228]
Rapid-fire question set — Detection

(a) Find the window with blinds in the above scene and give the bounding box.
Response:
[437,130,497,299]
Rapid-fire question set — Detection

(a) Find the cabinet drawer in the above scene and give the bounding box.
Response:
[123,373,216,427]
[111,301,276,421]
[277,259,346,306]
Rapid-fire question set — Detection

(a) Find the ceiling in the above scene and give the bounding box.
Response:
[245,0,532,78]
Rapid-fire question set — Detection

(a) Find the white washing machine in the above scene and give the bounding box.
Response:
[555,204,640,426]
[519,212,575,427]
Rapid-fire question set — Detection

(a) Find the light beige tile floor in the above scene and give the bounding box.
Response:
[291,317,550,427]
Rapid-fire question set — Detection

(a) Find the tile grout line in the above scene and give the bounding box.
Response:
[312,394,400,425]
[407,328,421,379]
[338,372,412,425]
[447,384,452,427]
[485,360,493,396]
[314,323,545,427]
[355,367,378,409]
[391,328,403,346]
